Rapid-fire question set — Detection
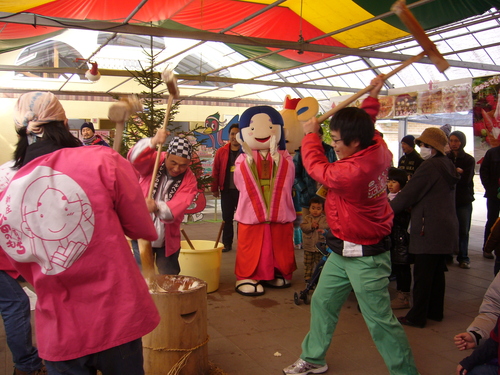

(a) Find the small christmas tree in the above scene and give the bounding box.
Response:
[112,39,211,190]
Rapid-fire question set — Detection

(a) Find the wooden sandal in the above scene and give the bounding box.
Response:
[235,281,265,296]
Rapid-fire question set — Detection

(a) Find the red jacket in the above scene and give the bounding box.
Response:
[301,97,393,245]
[211,142,231,193]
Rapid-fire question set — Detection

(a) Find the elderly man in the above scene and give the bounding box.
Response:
[80,122,110,146]
[128,131,198,274]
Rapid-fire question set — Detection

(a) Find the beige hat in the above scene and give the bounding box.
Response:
[415,127,448,155]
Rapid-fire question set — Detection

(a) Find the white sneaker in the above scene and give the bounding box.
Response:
[283,358,328,375]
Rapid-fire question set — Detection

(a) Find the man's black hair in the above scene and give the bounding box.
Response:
[329,107,374,150]
[229,123,239,131]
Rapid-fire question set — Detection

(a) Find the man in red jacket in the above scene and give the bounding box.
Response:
[284,76,418,375]
[211,123,241,252]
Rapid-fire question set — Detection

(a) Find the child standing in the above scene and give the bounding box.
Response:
[387,167,412,309]
[300,197,329,283]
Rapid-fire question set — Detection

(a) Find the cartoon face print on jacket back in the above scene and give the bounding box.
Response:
[24,186,83,240]
[0,166,94,275]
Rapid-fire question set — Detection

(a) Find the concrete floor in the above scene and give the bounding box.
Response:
[0,193,496,375]
[188,193,495,375]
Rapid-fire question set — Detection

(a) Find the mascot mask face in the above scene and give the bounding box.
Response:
[281,96,319,154]
[239,106,286,151]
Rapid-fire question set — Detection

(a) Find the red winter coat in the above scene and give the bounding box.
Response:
[211,142,231,193]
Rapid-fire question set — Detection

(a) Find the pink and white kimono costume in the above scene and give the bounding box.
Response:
[234,149,296,281]
[0,146,160,361]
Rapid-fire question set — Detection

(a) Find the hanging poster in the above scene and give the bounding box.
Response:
[473,75,500,156]
[394,92,418,117]
[418,89,443,114]
[376,95,395,119]
[442,84,472,113]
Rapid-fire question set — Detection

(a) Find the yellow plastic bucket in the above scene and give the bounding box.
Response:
[179,240,223,293]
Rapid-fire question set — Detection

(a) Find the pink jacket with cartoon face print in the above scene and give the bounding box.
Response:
[0,146,160,361]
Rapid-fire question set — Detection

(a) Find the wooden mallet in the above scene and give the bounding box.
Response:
[138,69,180,281]
[108,95,143,152]
[317,0,449,124]
[181,228,196,250]
[214,221,224,248]
[147,69,181,199]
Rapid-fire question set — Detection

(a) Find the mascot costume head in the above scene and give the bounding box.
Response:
[238,105,286,151]
[280,96,319,155]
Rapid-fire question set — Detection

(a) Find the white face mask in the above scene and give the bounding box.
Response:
[419,146,433,160]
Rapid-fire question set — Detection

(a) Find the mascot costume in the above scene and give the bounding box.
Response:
[281,96,320,155]
[280,96,321,247]
[234,106,296,296]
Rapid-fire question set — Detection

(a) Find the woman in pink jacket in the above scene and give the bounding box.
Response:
[0,92,160,375]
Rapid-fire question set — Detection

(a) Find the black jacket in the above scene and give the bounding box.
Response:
[390,207,413,264]
[391,154,460,255]
[480,145,500,199]
[398,149,424,176]
[447,147,475,207]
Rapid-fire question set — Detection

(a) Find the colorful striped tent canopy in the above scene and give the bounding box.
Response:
[0,0,498,71]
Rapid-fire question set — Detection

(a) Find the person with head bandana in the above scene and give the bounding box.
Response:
[80,122,110,147]
[128,129,198,275]
[0,92,160,374]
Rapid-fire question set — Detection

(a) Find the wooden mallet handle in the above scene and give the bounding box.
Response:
[146,69,180,199]
[214,221,224,248]
[317,52,425,124]
[317,0,449,125]
[391,0,449,73]
[181,228,196,250]
[137,238,156,282]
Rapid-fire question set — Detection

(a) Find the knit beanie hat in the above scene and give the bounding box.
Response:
[416,127,448,155]
[449,130,466,149]
[167,136,192,159]
[81,122,95,133]
[388,167,408,189]
[401,135,415,148]
[440,124,452,138]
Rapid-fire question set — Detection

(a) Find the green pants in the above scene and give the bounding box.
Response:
[301,251,419,375]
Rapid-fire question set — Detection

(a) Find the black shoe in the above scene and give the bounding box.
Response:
[222,247,231,253]
[483,251,494,259]
[398,316,425,328]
